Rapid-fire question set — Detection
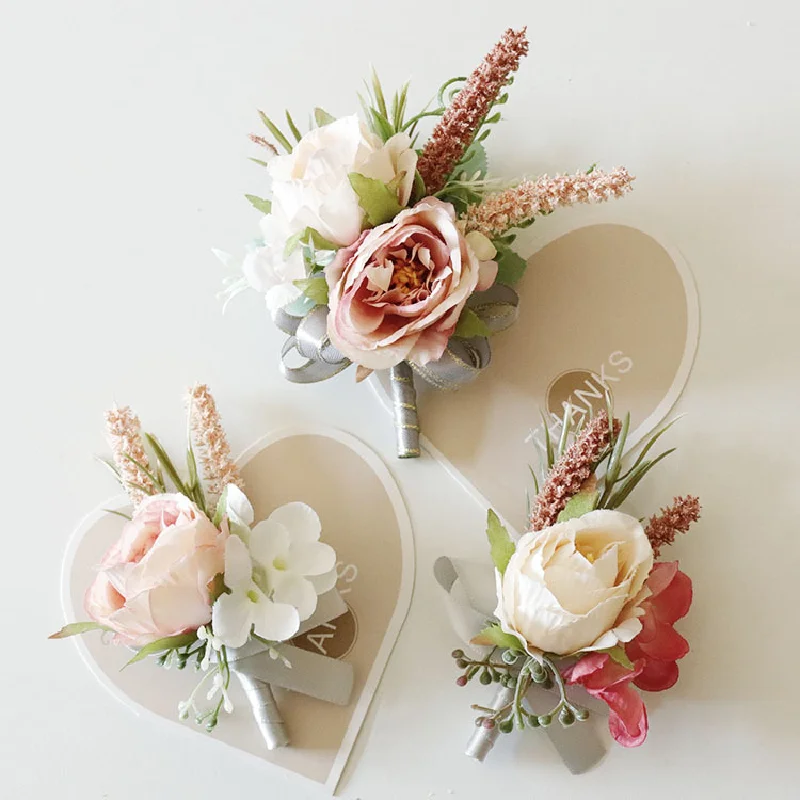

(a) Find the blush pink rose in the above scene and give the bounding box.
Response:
[325,197,497,370]
[85,494,227,646]
[564,652,649,747]
[625,561,692,691]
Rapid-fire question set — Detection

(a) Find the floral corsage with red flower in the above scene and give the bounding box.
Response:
[444,406,700,761]
[219,27,633,457]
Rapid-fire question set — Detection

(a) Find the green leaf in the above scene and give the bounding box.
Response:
[245,194,272,214]
[603,645,634,671]
[455,142,487,179]
[348,172,402,226]
[258,110,293,153]
[305,227,337,252]
[454,307,492,339]
[123,633,197,669]
[283,229,306,258]
[494,245,527,286]
[557,489,599,522]
[285,110,302,142]
[472,623,524,652]
[486,509,515,575]
[144,433,189,496]
[49,621,110,639]
[293,276,329,306]
[249,157,271,168]
[370,67,389,121]
[314,107,336,127]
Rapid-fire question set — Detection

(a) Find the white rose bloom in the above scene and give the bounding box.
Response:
[240,212,306,316]
[268,115,417,247]
[496,510,654,657]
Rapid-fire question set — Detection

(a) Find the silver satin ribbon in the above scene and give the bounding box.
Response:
[226,589,355,750]
[275,284,519,457]
[434,557,606,773]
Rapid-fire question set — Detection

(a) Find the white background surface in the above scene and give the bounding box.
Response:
[3,1,799,798]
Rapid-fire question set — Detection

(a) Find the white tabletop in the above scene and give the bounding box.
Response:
[4,2,799,798]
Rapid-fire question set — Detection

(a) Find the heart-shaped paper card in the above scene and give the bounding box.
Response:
[60,426,414,795]
[374,223,699,532]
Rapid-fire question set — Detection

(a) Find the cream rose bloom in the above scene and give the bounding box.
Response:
[268,115,417,247]
[496,510,654,656]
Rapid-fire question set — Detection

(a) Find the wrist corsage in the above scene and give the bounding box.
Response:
[51,385,353,749]
[438,406,700,765]
[219,27,634,458]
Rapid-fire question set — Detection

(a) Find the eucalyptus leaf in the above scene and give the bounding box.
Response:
[454,307,492,339]
[348,172,402,226]
[486,509,515,575]
[49,621,111,639]
[123,633,197,669]
[245,194,272,214]
[455,142,487,179]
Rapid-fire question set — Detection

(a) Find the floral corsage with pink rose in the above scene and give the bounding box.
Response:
[219,27,634,457]
[438,405,700,763]
[51,385,353,748]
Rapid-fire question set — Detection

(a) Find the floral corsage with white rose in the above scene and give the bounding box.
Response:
[219,27,634,458]
[445,407,700,761]
[51,385,352,748]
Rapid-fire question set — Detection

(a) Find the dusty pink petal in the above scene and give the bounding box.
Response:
[565,652,641,690]
[635,624,689,662]
[406,326,452,365]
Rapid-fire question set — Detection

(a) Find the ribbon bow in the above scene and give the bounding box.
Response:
[227,589,355,750]
[434,557,607,773]
[275,285,519,457]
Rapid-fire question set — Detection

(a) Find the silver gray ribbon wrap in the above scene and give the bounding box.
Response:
[274,284,519,457]
[226,589,354,751]
[434,557,607,773]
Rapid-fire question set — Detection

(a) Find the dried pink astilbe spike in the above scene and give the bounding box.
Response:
[530,412,621,532]
[249,133,278,155]
[417,27,529,194]
[645,496,701,558]
[462,167,635,238]
[104,405,154,507]
[188,384,244,500]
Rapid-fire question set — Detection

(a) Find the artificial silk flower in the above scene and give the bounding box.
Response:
[268,116,417,247]
[212,534,301,648]
[249,502,338,619]
[495,510,654,657]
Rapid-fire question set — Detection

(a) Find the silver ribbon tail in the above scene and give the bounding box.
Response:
[465,685,515,762]
[234,672,289,750]
[274,285,519,456]
[390,362,420,458]
[226,590,353,751]
[434,556,607,773]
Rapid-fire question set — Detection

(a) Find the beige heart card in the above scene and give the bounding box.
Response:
[60,427,414,794]
[374,223,699,531]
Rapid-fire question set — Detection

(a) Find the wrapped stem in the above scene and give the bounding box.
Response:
[465,685,515,761]
[390,362,420,458]
[234,672,289,750]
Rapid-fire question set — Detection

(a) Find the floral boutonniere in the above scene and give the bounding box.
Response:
[51,385,352,749]
[220,28,634,457]
[442,406,699,762]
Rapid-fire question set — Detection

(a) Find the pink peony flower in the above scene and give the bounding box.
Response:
[564,652,649,747]
[325,197,497,370]
[625,561,692,691]
[85,494,227,646]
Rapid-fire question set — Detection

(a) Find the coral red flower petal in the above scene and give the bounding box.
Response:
[634,659,680,692]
